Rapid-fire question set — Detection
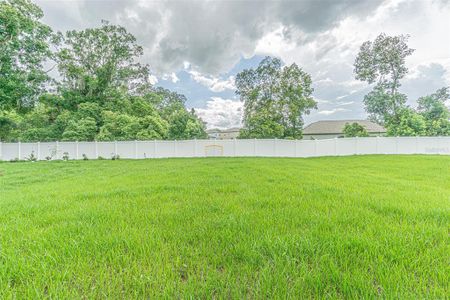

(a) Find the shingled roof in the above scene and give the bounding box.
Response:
[303,120,386,135]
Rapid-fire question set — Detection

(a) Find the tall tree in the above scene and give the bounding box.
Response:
[236,56,316,139]
[55,20,151,107]
[0,0,53,111]
[52,21,207,141]
[354,33,414,125]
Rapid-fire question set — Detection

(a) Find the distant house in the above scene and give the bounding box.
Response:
[302,120,386,140]
[206,128,241,139]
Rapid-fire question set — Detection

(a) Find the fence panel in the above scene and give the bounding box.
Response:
[275,139,296,157]
[1,137,449,161]
[336,138,356,156]
[20,143,39,160]
[176,140,195,157]
[377,137,397,154]
[315,139,336,156]
[77,142,96,159]
[439,137,450,154]
[296,140,317,157]
[116,141,135,159]
[256,139,276,157]
[356,138,378,155]
[218,140,235,157]
[136,141,153,159]
[234,139,256,156]
[397,137,418,154]
[418,137,450,155]
[59,142,77,160]
[96,142,115,158]
[1,143,19,161]
[154,141,175,158]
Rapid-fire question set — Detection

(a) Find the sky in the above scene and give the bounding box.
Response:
[35,0,450,129]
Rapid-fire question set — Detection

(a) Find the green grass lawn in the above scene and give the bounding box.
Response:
[0,156,449,298]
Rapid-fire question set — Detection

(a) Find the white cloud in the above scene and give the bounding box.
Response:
[188,70,235,92]
[255,27,298,55]
[317,108,351,115]
[162,72,180,83]
[148,74,158,85]
[337,101,355,106]
[195,97,243,129]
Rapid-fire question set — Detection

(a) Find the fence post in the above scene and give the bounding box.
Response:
[37,142,41,160]
[153,140,157,158]
[94,140,98,158]
[355,137,358,155]
[295,139,298,157]
[18,141,21,159]
[114,140,118,156]
[254,138,257,156]
[233,138,237,156]
[134,140,138,159]
[334,137,338,156]
[55,141,59,160]
[273,138,277,156]
[174,140,177,157]
[0,141,2,161]
[396,136,399,154]
[194,139,197,157]
[376,136,379,154]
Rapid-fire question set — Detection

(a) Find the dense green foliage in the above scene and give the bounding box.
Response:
[236,57,317,139]
[343,122,369,137]
[0,1,206,142]
[0,156,449,297]
[0,0,53,111]
[354,34,449,136]
[417,87,450,135]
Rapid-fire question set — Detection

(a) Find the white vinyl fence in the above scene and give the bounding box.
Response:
[0,137,449,161]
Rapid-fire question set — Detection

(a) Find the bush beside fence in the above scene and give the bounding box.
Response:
[0,137,449,161]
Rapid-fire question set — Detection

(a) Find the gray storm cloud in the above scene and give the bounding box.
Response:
[36,0,384,74]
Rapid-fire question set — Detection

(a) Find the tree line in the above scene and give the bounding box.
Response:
[236,34,449,139]
[0,0,207,142]
[1,0,449,142]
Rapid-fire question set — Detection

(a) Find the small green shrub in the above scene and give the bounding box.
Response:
[62,152,70,161]
[26,152,37,162]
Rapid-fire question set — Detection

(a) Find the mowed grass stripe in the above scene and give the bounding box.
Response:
[0,156,449,298]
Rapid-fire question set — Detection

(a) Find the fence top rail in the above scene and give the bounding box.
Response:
[1,136,450,144]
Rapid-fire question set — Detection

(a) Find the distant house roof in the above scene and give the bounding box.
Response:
[206,128,221,134]
[303,120,386,135]
[206,127,240,134]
